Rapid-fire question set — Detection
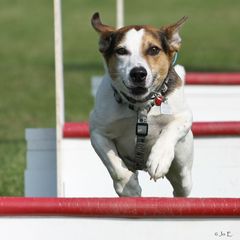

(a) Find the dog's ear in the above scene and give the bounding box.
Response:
[91,12,115,53]
[91,12,115,33]
[161,16,188,52]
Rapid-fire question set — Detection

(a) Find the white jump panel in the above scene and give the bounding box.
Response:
[61,138,240,198]
[25,129,57,197]
[185,85,240,121]
[0,217,239,240]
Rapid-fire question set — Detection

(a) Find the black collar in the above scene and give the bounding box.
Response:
[112,72,170,112]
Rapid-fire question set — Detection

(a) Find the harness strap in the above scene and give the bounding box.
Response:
[135,109,148,170]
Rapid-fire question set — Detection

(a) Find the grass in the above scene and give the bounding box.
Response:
[0,0,239,195]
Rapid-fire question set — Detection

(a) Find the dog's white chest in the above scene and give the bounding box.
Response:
[113,112,172,168]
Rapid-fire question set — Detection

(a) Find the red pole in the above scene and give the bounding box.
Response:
[0,197,240,217]
[186,72,240,85]
[192,121,240,136]
[63,121,240,138]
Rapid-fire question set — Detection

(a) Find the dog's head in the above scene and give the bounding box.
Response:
[91,12,187,101]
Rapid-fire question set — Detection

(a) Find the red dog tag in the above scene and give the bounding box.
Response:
[154,96,164,106]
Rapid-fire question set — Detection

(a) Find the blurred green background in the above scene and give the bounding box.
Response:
[0,0,239,195]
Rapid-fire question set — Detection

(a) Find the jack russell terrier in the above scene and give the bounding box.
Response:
[90,12,193,197]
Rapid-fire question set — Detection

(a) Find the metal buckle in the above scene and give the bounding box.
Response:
[136,122,148,137]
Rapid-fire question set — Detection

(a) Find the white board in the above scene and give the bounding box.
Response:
[0,217,239,240]
[61,138,240,198]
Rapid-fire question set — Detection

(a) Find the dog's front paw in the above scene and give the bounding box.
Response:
[113,171,142,197]
[147,144,175,181]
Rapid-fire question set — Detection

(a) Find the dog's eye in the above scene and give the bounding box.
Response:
[147,46,161,56]
[115,47,129,55]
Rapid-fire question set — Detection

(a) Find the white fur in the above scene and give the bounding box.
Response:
[90,61,193,196]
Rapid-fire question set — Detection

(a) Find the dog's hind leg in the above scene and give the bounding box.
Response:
[90,130,142,197]
[166,131,193,197]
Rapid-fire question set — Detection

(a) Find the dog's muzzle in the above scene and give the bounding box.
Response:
[129,67,148,95]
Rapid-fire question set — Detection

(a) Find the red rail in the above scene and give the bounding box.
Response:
[186,72,240,85]
[192,121,240,136]
[64,121,89,138]
[0,197,240,217]
[63,121,240,138]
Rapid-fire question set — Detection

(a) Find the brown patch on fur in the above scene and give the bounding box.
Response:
[103,30,127,81]
[141,29,171,85]
[140,28,182,95]
[107,52,119,81]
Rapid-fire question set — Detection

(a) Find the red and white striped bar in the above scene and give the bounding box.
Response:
[0,197,240,217]
[186,72,240,85]
[63,121,240,138]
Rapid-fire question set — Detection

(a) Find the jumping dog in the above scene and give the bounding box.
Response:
[90,12,193,197]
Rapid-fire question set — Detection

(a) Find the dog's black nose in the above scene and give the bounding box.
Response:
[130,67,147,83]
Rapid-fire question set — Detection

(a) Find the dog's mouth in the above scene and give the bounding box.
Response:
[129,87,148,96]
[122,81,149,96]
